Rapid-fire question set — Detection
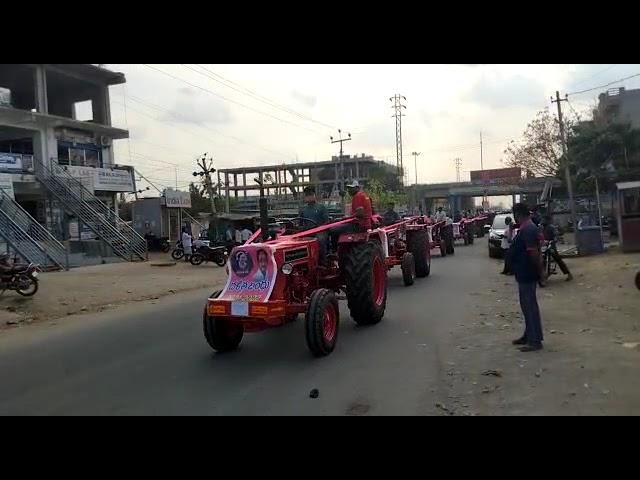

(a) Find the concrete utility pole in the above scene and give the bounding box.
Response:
[551,91,577,231]
[330,129,351,211]
[193,153,217,216]
[411,151,421,186]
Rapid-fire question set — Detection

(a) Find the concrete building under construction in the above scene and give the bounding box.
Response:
[217,153,396,213]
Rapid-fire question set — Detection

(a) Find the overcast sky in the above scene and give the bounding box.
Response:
[106,64,640,195]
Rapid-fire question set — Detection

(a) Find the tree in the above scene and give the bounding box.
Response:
[568,121,640,193]
[187,182,211,216]
[503,108,570,177]
[365,178,407,209]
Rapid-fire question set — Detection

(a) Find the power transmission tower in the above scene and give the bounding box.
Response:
[390,94,407,185]
[454,158,462,182]
[551,91,577,231]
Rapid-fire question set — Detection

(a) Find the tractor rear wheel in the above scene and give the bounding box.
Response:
[305,289,339,357]
[343,241,387,325]
[440,243,447,257]
[408,229,430,278]
[446,236,455,255]
[203,290,244,353]
[401,252,415,286]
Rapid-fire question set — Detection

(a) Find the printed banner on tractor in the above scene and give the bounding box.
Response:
[220,245,277,303]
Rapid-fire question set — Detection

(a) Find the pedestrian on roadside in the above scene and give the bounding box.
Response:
[500,216,515,275]
[181,227,193,262]
[510,203,545,352]
[542,215,573,281]
[240,225,253,243]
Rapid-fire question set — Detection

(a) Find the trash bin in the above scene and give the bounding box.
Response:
[575,226,604,255]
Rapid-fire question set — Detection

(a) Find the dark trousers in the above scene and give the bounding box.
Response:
[502,248,512,273]
[518,281,543,345]
[550,249,570,275]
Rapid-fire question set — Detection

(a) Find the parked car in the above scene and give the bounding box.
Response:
[488,213,513,258]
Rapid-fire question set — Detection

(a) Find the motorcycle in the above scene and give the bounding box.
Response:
[0,262,40,297]
[171,240,184,260]
[190,245,228,267]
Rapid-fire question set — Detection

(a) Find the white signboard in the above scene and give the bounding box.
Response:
[94,168,134,192]
[0,152,23,171]
[0,173,15,199]
[66,166,134,192]
[164,189,192,209]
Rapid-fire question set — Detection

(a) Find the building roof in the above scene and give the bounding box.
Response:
[45,64,126,86]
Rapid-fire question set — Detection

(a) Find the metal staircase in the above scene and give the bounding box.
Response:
[0,189,68,270]
[34,158,147,262]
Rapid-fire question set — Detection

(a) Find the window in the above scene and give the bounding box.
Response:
[69,148,85,166]
[57,142,102,168]
[621,189,640,216]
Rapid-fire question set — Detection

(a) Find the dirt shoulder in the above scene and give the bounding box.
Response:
[0,253,228,331]
[436,247,640,416]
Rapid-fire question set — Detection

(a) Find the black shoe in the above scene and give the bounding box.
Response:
[519,344,543,352]
[512,337,527,345]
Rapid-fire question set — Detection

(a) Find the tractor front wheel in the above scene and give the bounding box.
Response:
[203,290,243,353]
[305,289,339,357]
[343,241,387,325]
[401,252,415,286]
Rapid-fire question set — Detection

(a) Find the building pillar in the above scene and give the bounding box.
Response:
[34,65,48,114]
[234,173,238,199]
[243,171,247,198]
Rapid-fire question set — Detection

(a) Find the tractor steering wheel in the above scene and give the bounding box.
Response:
[282,217,319,234]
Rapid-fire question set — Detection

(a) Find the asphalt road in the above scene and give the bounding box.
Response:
[0,241,493,415]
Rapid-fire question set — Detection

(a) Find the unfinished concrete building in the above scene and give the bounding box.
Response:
[217,154,396,213]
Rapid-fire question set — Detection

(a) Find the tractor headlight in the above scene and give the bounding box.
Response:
[282,263,294,275]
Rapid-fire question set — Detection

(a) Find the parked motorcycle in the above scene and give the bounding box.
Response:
[190,245,228,267]
[171,240,184,260]
[0,261,40,297]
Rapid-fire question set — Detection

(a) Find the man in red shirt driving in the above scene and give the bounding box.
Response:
[346,179,374,230]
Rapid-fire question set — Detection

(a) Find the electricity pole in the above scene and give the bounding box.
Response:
[330,129,351,211]
[390,94,407,185]
[552,91,577,231]
[454,157,462,182]
[411,151,421,186]
[193,153,217,215]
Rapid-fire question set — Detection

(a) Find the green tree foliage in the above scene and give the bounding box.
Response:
[365,178,407,209]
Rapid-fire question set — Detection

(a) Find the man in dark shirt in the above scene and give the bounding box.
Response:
[541,215,572,281]
[510,203,545,352]
[382,202,401,226]
[300,186,329,261]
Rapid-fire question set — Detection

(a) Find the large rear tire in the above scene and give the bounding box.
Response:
[635,271,640,290]
[203,290,243,353]
[440,243,447,257]
[446,237,455,255]
[408,230,430,278]
[305,289,339,357]
[343,241,387,325]
[401,252,415,286]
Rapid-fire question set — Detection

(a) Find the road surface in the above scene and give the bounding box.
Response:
[0,240,602,416]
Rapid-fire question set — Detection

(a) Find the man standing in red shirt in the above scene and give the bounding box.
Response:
[346,180,374,230]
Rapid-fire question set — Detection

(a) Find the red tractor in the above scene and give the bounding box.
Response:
[426,219,455,257]
[378,217,432,286]
[202,210,432,357]
[452,219,475,246]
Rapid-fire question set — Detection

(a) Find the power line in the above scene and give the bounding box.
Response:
[141,64,321,134]
[185,64,338,130]
[121,95,294,160]
[567,72,640,96]
[569,64,618,89]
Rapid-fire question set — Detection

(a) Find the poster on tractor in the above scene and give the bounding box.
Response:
[220,245,278,305]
